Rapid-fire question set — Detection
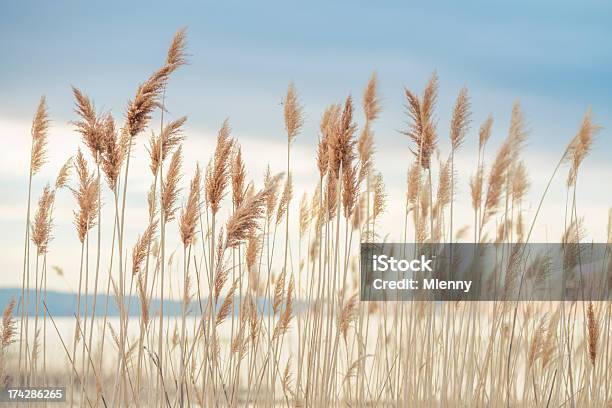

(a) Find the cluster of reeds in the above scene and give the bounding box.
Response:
[5,28,611,407]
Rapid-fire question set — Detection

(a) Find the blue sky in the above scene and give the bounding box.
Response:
[0,1,610,289]
[1,0,611,146]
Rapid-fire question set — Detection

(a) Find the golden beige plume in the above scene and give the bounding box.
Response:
[435,158,451,214]
[273,269,286,316]
[567,108,601,186]
[226,177,281,249]
[247,296,259,344]
[148,116,187,175]
[1,299,17,349]
[479,115,494,150]
[246,233,261,291]
[317,104,340,177]
[352,193,365,230]
[527,317,547,369]
[299,192,310,238]
[284,82,304,144]
[482,103,527,228]
[137,274,150,327]
[281,358,294,399]
[231,146,247,210]
[72,149,99,242]
[449,87,471,150]
[55,157,73,190]
[372,172,386,221]
[357,126,374,183]
[99,113,122,190]
[469,166,484,213]
[264,166,283,221]
[363,72,381,122]
[325,176,338,219]
[216,280,237,326]
[72,86,104,161]
[132,220,158,276]
[276,174,293,226]
[511,161,529,203]
[403,72,438,169]
[342,162,359,218]
[31,184,55,255]
[272,274,294,340]
[339,293,358,341]
[30,96,50,175]
[125,29,187,138]
[587,302,599,365]
[205,120,234,214]
[166,27,189,67]
[482,139,512,227]
[406,162,421,210]
[161,146,183,222]
[179,165,202,247]
[329,96,357,178]
[213,231,228,303]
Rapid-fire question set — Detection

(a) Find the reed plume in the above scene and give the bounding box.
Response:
[449,87,471,150]
[125,29,187,138]
[479,115,494,150]
[276,174,293,226]
[317,104,340,177]
[587,302,599,366]
[206,120,234,214]
[31,185,55,255]
[179,165,202,247]
[72,87,104,162]
[1,300,16,349]
[403,72,438,169]
[567,108,601,186]
[72,150,99,242]
[231,146,247,209]
[30,96,50,175]
[284,82,304,145]
[358,73,380,182]
[131,220,158,276]
[372,172,386,222]
[162,145,183,221]
[148,116,187,175]
[55,157,73,190]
